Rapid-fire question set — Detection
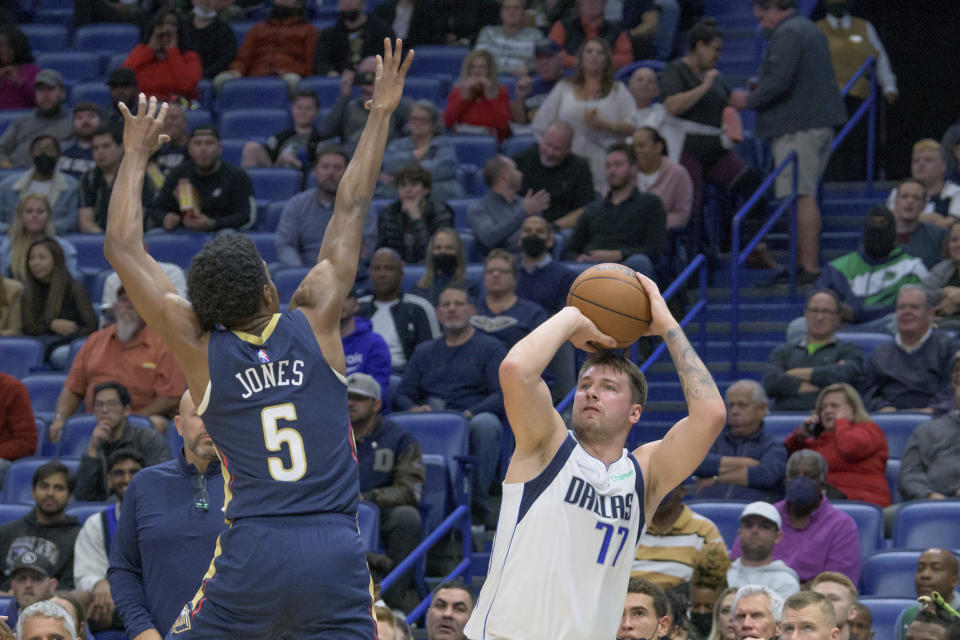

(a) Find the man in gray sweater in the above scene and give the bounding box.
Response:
[747,0,847,284]
[0,70,72,168]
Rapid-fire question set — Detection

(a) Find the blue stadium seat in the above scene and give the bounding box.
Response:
[185,108,213,130]
[3,457,79,504]
[219,109,291,141]
[59,414,97,458]
[66,234,109,272]
[229,21,257,47]
[66,502,110,524]
[272,267,310,303]
[74,23,140,56]
[63,336,88,374]
[892,501,960,549]
[759,413,806,442]
[447,198,476,230]
[870,413,929,459]
[407,46,470,77]
[296,76,343,107]
[858,598,915,640]
[615,59,666,82]
[403,77,446,106]
[886,458,902,503]
[497,74,516,98]
[70,82,112,111]
[448,135,499,167]
[459,228,480,262]
[401,265,426,294]
[357,501,382,552]
[23,373,67,414]
[246,232,277,264]
[35,418,51,457]
[36,52,103,82]
[833,501,883,557]
[0,337,44,378]
[0,110,31,136]
[502,134,536,157]
[246,168,302,203]
[218,77,291,111]
[860,551,923,598]
[143,233,207,271]
[420,454,450,533]
[686,501,750,548]
[220,138,247,166]
[262,200,288,233]
[106,52,127,74]
[20,24,69,54]
[835,332,893,359]
[0,504,31,526]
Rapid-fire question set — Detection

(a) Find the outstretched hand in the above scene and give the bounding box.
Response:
[365,38,414,112]
[119,93,170,157]
[635,273,678,337]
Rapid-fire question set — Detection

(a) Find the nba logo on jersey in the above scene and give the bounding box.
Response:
[171,604,192,634]
[257,349,270,363]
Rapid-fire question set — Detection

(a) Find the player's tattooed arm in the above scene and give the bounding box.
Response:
[665,327,722,402]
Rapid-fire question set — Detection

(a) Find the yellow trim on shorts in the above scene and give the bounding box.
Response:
[190,532,225,610]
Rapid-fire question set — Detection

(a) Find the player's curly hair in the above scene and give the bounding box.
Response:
[691,543,731,591]
[187,234,268,332]
[914,592,960,640]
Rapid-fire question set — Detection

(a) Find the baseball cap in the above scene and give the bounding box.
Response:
[535,39,561,56]
[190,123,220,140]
[346,372,381,402]
[8,551,54,579]
[34,69,64,88]
[107,68,138,87]
[739,501,781,529]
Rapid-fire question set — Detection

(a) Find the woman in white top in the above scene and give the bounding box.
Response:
[532,37,635,193]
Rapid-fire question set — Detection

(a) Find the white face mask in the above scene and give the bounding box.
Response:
[193,6,217,19]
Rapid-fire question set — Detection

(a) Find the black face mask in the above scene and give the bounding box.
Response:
[520,234,547,258]
[33,154,57,176]
[340,9,361,21]
[690,612,713,637]
[826,2,850,18]
[432,253,457,275]
[863,222,895,258]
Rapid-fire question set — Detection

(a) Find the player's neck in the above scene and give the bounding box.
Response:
[232,310,275,336]
[578,437,627,467]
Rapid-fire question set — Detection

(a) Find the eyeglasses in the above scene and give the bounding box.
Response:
[804,307,838,316]
[93,399,122,410]
[192,475,209,513]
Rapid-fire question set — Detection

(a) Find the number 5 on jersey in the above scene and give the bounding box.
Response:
[261,404,307,481]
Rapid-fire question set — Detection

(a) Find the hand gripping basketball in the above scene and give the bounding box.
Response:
[566,263,652,348]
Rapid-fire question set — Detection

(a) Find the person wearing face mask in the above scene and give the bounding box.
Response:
[730,450,861,585]
[0,70,72,169]
[0,135,79,235]
[180,0,237,79]
[314,0,394,77]
[413,227,481,305]
[688,545,732,640]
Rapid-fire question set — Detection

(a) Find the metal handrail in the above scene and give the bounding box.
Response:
[555,253,711,413]
[729,151,799,379]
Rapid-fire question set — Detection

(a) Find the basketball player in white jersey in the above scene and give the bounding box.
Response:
[464,273,726,640]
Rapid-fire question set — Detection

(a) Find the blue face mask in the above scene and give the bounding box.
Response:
[785,476,821,514]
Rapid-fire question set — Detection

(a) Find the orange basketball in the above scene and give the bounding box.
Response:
[566,263,651,348]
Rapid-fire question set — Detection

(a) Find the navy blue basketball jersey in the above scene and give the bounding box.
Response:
[199,310,359,521]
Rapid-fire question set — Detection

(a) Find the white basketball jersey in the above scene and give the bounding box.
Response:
[464,433,646,640]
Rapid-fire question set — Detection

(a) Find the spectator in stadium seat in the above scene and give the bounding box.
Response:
[633,126,694,231]
[618,578,672,640]
[0,135,79,235]
[73,449,142,632]
[899,358,960,501]
[149,101,189,178]
[532,37,635,193]
[215,0,317,94]
[785,383,890,507]
[0,460,81,590]
[0,371,36,485]
[469,155,545,255]
[320,56,411,156]
[122,11,203,103]
[849,603,874,640]
[705,587,738,640]
[58,103,104,180]
[181,0,237,80]
[898,549,960,639]
[747,0,848,283]
[78,127,156,234]
[0,278,22,335]
[425,580,474,640]
[356,247,439,374]
[471,249,548,350]
[152,124,254,232]
[475,0,544,75]
[892,179,946,269]
[348,372,424,610]
[98,246,187,318]
[241,89,325,171]
[688,546,732,640]
[1,194,78,280]
[74,382,169,501]
[440,0,499,46]
[0,70,71,169]
[627,67,680,164]
[514,215,577,315]
[810,572,859,640]
[341,288,392,406]
[414,228,481,306]
[922,223,960,331]
[105,68,138,141]
[862,286,957,413]
[510,40,566,126]
[727,502,800,599]
[314,0,393,77]
[20,238,96,365]
[512,121,595,231]
[372,0,446,49]
[49,287,186,440]
[443,49,512,143]
[380,100,462,202]
[395,285,506,529]
[3,555,58,629]
[562,143,666,279]
[730,450,861,584]
[376,163,454,264]
[887,140,960,226]
[548,0,633,70]
[631,484,727,589]
[763,290,864,412]
[108,390,226,640]
[693,379,787,502]
[0,25,40,111]
[275,144,377,270]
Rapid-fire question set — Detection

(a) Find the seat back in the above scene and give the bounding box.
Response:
[246,167,303,203]
[760,413,807,442]
[23,373,67,414]
[63,336,88,374]
[0,504,32,526]
[886,458,902,504]
[833,500,883,557]
[615,59,666,82]
[870,413,929,459]
[357,501,382,552]
[892,501,960,549]
[835,331,893,359]
[860,551,923,598]
[685,500,750,549]
[2,457,79,504]
[74,23,140,55]
[406,46,470,77]
[0,337,44,378]
[388,412,470,508]
[66,502,110,524]
[858,598,915,640]
[59,414,97,458]
[35,52,103,82]
[448,135,499,168]
[272,268,311,303]
[219,109,291,141]
[71,82,112,111]
[22,24,70,54]
[218,77,290,110]
[142,233,207,271]
[66,234,109,272]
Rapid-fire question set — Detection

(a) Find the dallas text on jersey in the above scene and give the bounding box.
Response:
[563,476,635,521]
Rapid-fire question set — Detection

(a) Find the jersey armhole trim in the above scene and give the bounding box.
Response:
[517,434,576,523]
[231,313,281,345]
[196,380,211,416]
[628,452,646,542]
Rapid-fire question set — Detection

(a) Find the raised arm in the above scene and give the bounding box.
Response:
[103,94,207,398]
[631,274,726,516]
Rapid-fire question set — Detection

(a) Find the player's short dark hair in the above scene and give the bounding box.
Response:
[188,234,268,332]
[628,578,669,619]
[32,461,73,492]
[607,142,637,165]
[91,125,121,146]
[394,163,432,192]
[107,448,145,472]
[688,17,722,50]
[433,579,475,608]
[292,89,319,108]
[578,352,648,406]
[92,381,131,407]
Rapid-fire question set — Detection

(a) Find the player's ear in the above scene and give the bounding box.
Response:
[656,615,671,638]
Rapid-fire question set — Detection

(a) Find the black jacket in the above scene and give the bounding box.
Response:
[356,293,436,366]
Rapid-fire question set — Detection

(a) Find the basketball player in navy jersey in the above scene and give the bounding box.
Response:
[103,39,413,640]
[464,276,727,640]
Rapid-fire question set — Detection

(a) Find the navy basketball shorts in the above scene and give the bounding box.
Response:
[167,512,377,639]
